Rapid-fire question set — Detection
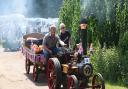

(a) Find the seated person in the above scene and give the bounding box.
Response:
[59,23,71,48]
[43,24,66,63]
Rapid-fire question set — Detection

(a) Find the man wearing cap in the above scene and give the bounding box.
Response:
[43,24,66,62]
[79,18,88,55]
[59,23,71,48]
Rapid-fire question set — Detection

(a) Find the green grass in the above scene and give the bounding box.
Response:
[106,83,128,89]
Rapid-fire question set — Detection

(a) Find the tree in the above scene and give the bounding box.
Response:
[59,0,80,46]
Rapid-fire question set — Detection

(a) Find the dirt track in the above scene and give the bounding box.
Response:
[0,48,48,89]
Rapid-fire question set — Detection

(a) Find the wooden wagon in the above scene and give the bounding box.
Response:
[21,33,46,81]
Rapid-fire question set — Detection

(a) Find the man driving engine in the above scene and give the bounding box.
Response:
[43,24,66,62]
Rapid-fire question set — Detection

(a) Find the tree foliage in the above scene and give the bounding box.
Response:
[81,0,128,85]
[81,0,128,48]
[59,0,80,46]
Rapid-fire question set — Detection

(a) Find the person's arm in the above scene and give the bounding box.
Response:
[43,37,52,53]
[68,31,71,48]
[69,37,71,48]
[57,35,66,46]
[59,40,66,46]
[43,45,52,53]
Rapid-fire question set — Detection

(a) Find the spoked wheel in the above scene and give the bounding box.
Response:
[68,75,79,89]
[92,73,105,89]
[47,58,62,89]
[33,65,39,82]
[25,58,30,74]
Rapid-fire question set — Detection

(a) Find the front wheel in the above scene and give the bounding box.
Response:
[47,58,62,89]
[68,75,79,89]
[92,73,105,89]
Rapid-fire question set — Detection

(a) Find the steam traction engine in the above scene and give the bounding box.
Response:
[47,47,105,89]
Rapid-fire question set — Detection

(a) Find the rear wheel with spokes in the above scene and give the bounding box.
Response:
[25,58,30,74]
[33,65,39,82]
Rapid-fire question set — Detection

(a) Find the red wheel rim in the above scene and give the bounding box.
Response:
[68,76,77,89]
[33,65,38,81]
[47,60,56,89]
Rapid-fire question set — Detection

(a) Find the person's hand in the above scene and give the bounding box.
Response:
[63,44,67,48]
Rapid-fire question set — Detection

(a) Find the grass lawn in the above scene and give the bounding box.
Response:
[106,83,128,89]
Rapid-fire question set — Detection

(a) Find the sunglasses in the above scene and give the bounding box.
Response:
[61,27,65,29]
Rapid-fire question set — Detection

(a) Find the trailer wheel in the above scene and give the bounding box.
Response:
[33,65,38,82]
[92,73,105,89]
[25,58,30,74]
[68,75,79,89]
[47,58,62,89]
